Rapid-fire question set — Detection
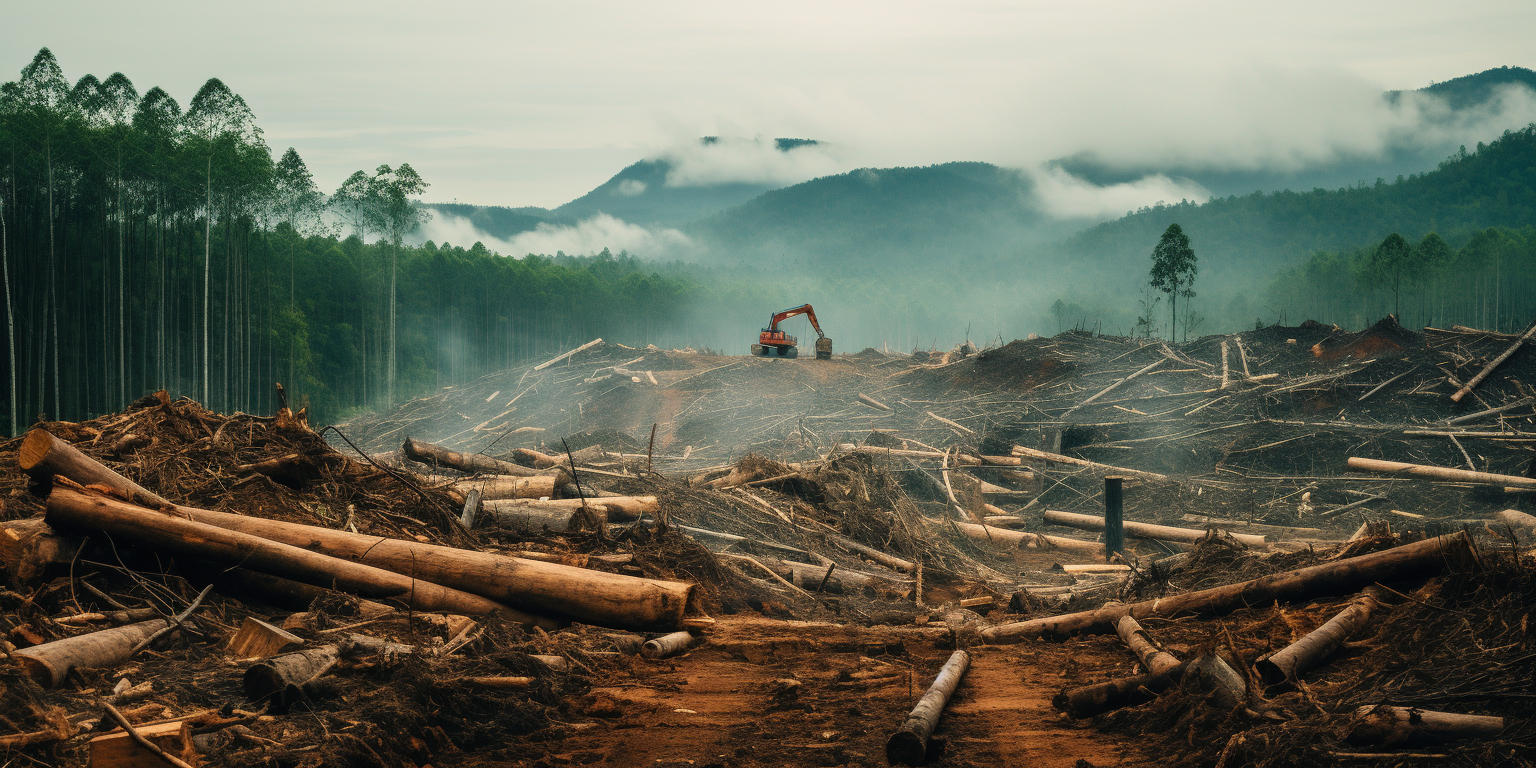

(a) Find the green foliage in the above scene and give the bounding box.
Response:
[1149,223,1198,341]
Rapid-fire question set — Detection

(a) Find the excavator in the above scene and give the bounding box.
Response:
[751,304,833,359]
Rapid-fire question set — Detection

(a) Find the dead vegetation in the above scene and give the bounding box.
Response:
[1,318,1533,767]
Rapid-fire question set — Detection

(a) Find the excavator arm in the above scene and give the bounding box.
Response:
[767,304,826,339]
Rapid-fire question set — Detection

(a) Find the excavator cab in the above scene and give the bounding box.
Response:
[752,304,832,359]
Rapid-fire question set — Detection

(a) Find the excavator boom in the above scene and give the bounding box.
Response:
[752,303,833,359]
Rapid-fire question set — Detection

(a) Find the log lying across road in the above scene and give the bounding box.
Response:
[979,532,1473,643]
[1043,510,1268,549]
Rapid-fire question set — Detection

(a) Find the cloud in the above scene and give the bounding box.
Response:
[657,136,844,187]
[414,210,692,258]
[616,179,647,196]
[1027,166,1212,220]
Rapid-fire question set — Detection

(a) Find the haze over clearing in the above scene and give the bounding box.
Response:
[5,0,1534,209]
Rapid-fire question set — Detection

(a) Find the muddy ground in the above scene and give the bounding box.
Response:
[2,318,1534,767]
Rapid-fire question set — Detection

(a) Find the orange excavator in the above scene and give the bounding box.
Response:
[752,304,833,359]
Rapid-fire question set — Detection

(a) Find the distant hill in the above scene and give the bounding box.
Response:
[1397,65,1536,110]
[554,138,822,226]
[685,162,1081,266]
[1066,123,1536,288]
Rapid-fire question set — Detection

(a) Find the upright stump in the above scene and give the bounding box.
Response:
[1104,476,1125,561]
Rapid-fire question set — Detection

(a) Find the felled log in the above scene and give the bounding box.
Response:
[482,495,658,520]
[1053,655,1244,719]
[1042,510,1268,548]
[1450,321,1536,402]
[826,533,915,573]
[1010,444,1168,482]
[480,505,607,534]
[533,654,570,673]
[858,393,893,411]
[202,567,394,618]
[886,650,969,765]
[1116,616,1180,674]
[166,501,694,630]
[462,676,533,688]
[1492,508,1536,536]
[840,445,984,465]
[1179,515,1323,537]
[244,645,340,711]
[14,618,168,687]
[1347,456,1536,489]
[533,337,603,370]
[925,411,975,435]
[0,517,78,586]
[47,487,554,626]
[642,631,701,659]
[1062,357,1166,417]
[1347,705,1505,747]
[403,437,543,477]
[227,617,303,659]
[19,429,168,505]
[234,453,325,488]
[979,532,1472,643]
[446,475,560,500]
[88,719,198,768]
[513,445,606,469]
[951,520,1104,557]
[55,607,161,626]
[1446,396,1536,425]
[1255,586,1385,687]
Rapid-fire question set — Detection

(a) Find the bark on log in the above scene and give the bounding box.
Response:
[1347,456,1536,489]
[533,338,603,370]
[858,393,893,411]
[1492,508,1536,535]
[514,445,607,469]
[482,495,658,520]
[14,618,168,687]
[165,500,694,630]
[403,437,543,477]
[1116,615,1181,674]
[1450,321,1536,403]
[825,533,915,573]
[1010,444,1169,482]
[1347,705,1505,747]
[886,650,969,765]
[481,505,607,535]
[1053,655,1244,719]
[952,520,1104,557]
[446,475,560,500]
[1255,586,1384,687]
[243,645,339,711]
[1043,510,1268,548]
[979,532,1472,643]
[19,429,168,506]
[1062,357,1166,417]
[46,487,554,626]
[462,676,534,688]
[0,517,77,586]
[642,631,701,659]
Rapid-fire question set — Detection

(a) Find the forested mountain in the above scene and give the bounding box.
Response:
[420,202,575,241]
[1067,123,1536,288]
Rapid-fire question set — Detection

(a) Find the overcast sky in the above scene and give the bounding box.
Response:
[5,1,1534,208]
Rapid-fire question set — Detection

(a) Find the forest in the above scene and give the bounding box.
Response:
[0,48,749,431]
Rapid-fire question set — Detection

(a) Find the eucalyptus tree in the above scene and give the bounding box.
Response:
[130,86,182,390]
[1367,233,1413,318]
[1149,223,1198,342]
[98,73,137,405]
[369,163,429,406]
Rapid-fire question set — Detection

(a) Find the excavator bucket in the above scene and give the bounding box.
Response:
[815,337,833,360]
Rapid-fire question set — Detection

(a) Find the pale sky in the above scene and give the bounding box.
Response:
[6,0,1534,208]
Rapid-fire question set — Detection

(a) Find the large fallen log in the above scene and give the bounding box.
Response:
[951,520,1103,557]
[244,645,340,711]
[170,500,693,630]
[1043,510,1268,549]
[979,532,1472,643]
[482,495,658,520]
[1116,615,1180,675]
[46,486,555,626]
[1347,705,1505,747]
[480,505,606,535]
[1450,321,1536,403]
[19,429,168,505]
[402,437,543,477]
[1010,444,1168,482]
[1053,654,1245,719]
[825,533,915,573]
[1255,586,1385,688]
[513,445,607,469]
[1491,508,1536,536]
[886,650,969,766]
[1347,456,1536,489]
[1,517,78,586]
[445,475,560,500]
[14,618,169,687]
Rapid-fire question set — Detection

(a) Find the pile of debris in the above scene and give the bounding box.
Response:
[1,317,1533,767]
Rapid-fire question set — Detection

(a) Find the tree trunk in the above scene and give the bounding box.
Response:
[170,499,693,630]
[1347,705,1505,747]
[979,532,1473,643]
[1115,615,1180,674]
[46,486,554,626]
[1043,509,1268,549]
[19,428,168,506]
[1053,654,1244,719]
[641,630,701,659]
[886,650,969,765]
[403,437,544,477]
[243,645,339,712]
[1347,456,1536,489]
[446,475,559,501]
[14,618,168,687]
[1011,444,1169,482]
[0,517,77,586]
[951,520,1103,557]
[1255,586,1384,688]
[481,505,606,535]
[482,495,658,520]
[1450,321,1536,402]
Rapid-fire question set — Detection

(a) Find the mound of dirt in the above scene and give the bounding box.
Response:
[941,339,1079,390]
[1311,315,1420,361]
